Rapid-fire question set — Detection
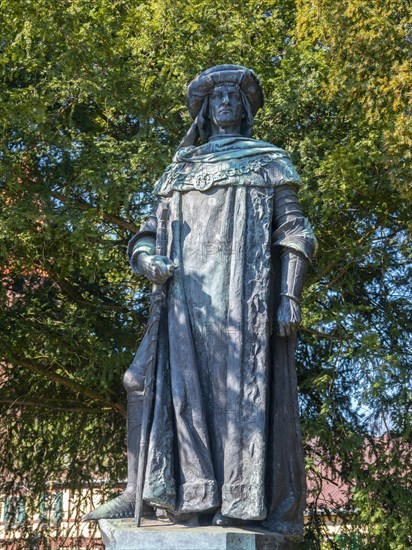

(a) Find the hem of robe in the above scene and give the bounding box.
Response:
[221,483,266,520]
[177,480,219,512]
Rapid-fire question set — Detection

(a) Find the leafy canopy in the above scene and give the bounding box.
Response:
[0,0,410,547]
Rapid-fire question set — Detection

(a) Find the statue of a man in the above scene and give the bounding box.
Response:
[85,65,316,539]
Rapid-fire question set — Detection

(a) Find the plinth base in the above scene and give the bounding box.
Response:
[98,518,299,550]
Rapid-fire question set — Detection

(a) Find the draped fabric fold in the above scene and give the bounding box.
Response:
[129,137,315,529]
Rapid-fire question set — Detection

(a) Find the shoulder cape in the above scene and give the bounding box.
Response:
[154,137,301,196]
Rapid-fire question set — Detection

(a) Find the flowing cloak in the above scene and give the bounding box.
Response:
[127,136,316,532]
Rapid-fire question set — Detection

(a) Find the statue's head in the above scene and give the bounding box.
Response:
[179,65,264,148]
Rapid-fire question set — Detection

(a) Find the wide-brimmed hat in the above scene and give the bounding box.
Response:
[186,64,264,119]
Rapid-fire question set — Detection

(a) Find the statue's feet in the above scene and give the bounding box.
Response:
[212,510,235,527]
[83,490,137,521]
[166,511,199,527]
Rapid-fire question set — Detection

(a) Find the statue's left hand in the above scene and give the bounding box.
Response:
[276,296,301,337]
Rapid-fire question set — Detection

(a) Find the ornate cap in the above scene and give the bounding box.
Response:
[186,64,264,119]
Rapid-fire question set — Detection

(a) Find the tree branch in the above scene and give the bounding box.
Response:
[12,356,126,417]
[300,326,345,341]
[51,191,138,233]
[42,264,131,314]
[0,398,112,414]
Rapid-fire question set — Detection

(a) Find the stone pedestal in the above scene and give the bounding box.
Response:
[98,518,299,550]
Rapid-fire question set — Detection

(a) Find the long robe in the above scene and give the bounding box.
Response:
[128,136,315,533]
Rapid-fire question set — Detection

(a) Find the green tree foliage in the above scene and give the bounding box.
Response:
[0,0,410,547]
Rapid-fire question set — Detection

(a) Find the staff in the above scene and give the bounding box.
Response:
[134,203,169,527]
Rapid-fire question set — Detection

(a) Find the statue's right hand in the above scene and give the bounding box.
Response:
[137,253,175,284]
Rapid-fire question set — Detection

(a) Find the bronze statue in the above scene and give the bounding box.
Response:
[84,65,316,540]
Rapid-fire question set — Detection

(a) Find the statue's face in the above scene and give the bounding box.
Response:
[209,84,243,130]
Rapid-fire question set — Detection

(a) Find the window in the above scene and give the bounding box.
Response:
[38,492,63,524]
[3,496,25,528]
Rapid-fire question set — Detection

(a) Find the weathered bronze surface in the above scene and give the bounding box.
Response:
[84,65,316,542]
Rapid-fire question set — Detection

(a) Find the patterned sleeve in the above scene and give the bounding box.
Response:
[271,183,317,263]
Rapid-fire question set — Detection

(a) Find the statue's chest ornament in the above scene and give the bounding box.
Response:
[159,155,275,194]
